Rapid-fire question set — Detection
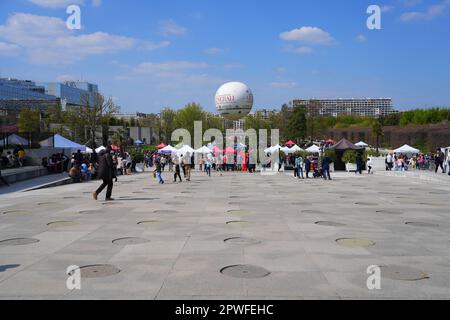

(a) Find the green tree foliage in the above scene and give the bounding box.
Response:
[286,106,307,142]
[342,150,358,164]
[18,107,41,133]
[173,103,205,142]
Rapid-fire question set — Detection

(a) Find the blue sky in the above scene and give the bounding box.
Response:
[0,0,449,113]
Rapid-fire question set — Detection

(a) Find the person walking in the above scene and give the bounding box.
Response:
[173,157,182,183]
[435,149,445,174]
[205,154,212,177]
[155,158,165,184]
[367,157,374,174]
[295,154,304,179]
[321,155,333,181]
[304,156,311,178]
[93,146,115,201]
[447,151,450,176]
[356,153,363,175]
[183,152,192,181]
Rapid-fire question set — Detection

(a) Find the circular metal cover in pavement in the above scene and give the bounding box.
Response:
[228,202,241,205]
[165,202,184,206]
[336,238,375,247]
[224,237,261,245]
[220,265,270,279]
[112,237,150,246]
[315,221,346,227]
[302,210,324,214]
[406,222,439,228]
[0,238,40,246]
[227,210,251,215]
[47,221,78,228]
[138,220,160,226]
[80,264,121,278]
[380,265,429,281]
[78,210,101,214]
[154,210,178,214]
[2,210,31,215]
[355,202,378,206]
[226,221,250,226]
[37,202,56,206]
[376,210,403,215]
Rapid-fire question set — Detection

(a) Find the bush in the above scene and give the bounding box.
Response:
[323,149,337,163]
[342,150,358,164]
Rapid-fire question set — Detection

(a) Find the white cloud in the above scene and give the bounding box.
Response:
[270,81,297,89]
[401,0,450,21]
[28,0,102,8]
[280,26,335,45]
[381,5,395,12]
[0,13,167,64]
[355,35,367,42]
[28,0,84,8]
[133,61,209,76]
[283,45,314,54]
[0,41,21,56]
[159,19,188,36]
[204,47,224,55]
[56,74,77,82]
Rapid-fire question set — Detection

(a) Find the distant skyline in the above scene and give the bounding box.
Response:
[1,0,449,113]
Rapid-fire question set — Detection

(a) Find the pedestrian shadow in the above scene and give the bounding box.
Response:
[0,264,20,272]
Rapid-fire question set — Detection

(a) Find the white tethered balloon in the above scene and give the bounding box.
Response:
[215,82,254,120]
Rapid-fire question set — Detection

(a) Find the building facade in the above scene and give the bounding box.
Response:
[0,78,56,102]
[38,81,99,107]
[292,98,396,117]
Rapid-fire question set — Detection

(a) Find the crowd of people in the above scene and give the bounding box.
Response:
[0,146,27,169]
[385,149,450,175]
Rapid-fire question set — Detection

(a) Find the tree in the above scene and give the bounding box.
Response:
[371,120,384,154]
[65,93,119,147]
[18,107,41,134]
[160,108,176,143]
[286,105,307,142]
[173,103,205,143]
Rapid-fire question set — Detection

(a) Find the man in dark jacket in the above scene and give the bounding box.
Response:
[93,146,115,201]
[321,155,333,181]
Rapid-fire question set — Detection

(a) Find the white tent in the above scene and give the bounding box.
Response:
[394,144,420,154]
[95,146,106,153]
[159,145,177,154]
[265,144,282,154]
[282,145,304,154]
[85,147,94,154]
[195,146,212,154]
[40,134,86,152]
[176,145,195,156]
[355,141,369,147]
[1,134,28,147]
[306,145,321,153]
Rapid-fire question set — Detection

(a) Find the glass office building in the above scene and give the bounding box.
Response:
[0,78,56,101]
[39,81,99,106]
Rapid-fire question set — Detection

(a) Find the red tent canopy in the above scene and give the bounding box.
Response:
[212,146,223,153]
[325,139,335,143]
[156,143,167,149]
[286,140,296,146]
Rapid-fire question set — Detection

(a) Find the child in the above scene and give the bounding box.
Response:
[367,157,374,174]
[154,159,164,184]
[173,157,182,183]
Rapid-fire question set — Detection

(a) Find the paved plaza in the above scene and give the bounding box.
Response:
[0,170,449,300]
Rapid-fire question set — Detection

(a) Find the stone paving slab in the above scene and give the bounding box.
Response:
[0,170,449,299]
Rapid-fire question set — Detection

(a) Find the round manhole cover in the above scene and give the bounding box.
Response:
[336,238,375,247]
[377,210,403,215]
[301,210,323,214]
[78,210,100,214]
[37,202,56,206]
[224,237,261,245]
[429,191,446,195]
[355,202,378,206]
[227,210,251,215]
[220,265,270,279]
[112,237,150,246]
[228,202,241,205]
[226,221,250,226]
[380,266,429,281]
[133,192,145,194]
[154,210,178,214]
[165,202,184,206]
[406,222,439,228]
[138,220,160,226]
[102,202,122,206]
[63,196,81,199]
[2,210,31,215]
[47,221,78,228]
[315,221,346,227]
[0,238,40,246]
[418,203,442,207]
[80,264,121,278]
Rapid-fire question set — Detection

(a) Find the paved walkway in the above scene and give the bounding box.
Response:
[0,170,449,299]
